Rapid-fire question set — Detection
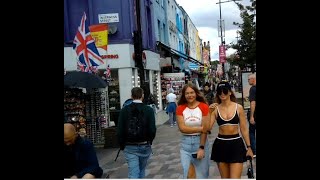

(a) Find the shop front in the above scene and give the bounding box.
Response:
[64,44,162,147]
[64,71,108,147]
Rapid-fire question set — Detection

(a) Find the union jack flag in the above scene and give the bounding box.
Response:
[73,12,104,72]
[77,60,90,72]
[104,64,111,79]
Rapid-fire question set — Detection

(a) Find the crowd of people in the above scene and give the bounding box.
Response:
[64,73,256,179]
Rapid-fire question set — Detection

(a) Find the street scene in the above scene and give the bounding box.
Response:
[64,0,256,179]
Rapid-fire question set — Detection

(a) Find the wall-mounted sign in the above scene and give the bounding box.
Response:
[98,13,119,23]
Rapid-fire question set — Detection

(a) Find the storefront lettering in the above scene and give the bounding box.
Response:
[101,54,119,59]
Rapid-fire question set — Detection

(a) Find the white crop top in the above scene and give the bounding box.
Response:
[176,102,209,135]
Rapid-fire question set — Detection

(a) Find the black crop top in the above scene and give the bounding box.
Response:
[216,104,240,126]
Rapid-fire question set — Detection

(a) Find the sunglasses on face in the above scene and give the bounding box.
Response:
[217,87,229,95]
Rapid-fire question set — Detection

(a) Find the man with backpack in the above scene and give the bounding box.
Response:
[117,87,157,178]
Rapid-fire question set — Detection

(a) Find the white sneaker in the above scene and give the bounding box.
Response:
[170,125,173,127]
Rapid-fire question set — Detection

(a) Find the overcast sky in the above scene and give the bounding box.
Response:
[175,0,251,61]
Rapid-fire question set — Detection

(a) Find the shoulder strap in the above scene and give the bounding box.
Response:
[235,103,240,117]
[216,105,222,119]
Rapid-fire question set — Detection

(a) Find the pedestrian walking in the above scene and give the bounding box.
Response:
[117,87,157,178]
[176,83,210,178]
[166,88,177,127]
[209,81,253,178]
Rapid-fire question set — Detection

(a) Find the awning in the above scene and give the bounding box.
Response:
[156,41,204,66]
[189,62,199,70]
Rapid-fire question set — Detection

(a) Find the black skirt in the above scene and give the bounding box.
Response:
[211,134,247,163]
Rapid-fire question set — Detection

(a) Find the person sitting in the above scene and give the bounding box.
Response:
[64,123,103,179]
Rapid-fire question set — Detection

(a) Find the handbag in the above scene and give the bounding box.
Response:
[246,156,255,178]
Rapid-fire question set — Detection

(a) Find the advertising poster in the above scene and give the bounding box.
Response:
[241,72,252,109]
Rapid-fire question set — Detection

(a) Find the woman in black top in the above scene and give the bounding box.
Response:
[209,81,253,178]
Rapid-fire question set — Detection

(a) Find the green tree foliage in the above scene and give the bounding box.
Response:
[210,60,220,69]
[230,0,256,71]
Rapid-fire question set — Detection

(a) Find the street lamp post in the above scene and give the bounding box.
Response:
[216,0,241,80]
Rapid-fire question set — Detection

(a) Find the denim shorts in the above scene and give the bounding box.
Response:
[180,135,210,178]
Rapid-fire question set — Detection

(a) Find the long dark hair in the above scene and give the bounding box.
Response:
[178,84,208,105]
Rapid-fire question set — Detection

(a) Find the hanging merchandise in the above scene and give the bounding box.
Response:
[152,71,160,111]
[64,86,109,146]
[64,88,87,137]
[162,73,185,100]
[85,88,107,145]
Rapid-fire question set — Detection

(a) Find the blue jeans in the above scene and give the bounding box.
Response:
[247,110,256,154]
[249,123,256,154]
[169,112,176,125]
[124,144,152,178]
[180,135,209,179]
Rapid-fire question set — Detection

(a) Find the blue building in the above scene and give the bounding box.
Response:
[176,6,185,70]
[64,0,162,111]
[64,0,155,49]
[152,0,169,46]
[176,7,184,52]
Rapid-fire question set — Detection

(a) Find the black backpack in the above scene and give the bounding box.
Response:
[125,103,148,143]
[114,103,150,162]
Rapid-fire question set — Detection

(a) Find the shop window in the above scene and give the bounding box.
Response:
[107,69,120,126]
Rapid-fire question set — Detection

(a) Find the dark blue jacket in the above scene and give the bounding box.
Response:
[64,136,103,178]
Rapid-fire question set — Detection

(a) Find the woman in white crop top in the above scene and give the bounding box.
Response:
[176,83,210,179]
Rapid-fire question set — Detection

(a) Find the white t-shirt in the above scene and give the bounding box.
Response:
[176,102,209,135]
[166,93,177,103]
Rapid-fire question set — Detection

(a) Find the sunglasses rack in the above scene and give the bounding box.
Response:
[64,88,87,137]
[85,88,108,145]
[64,87,109,145]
